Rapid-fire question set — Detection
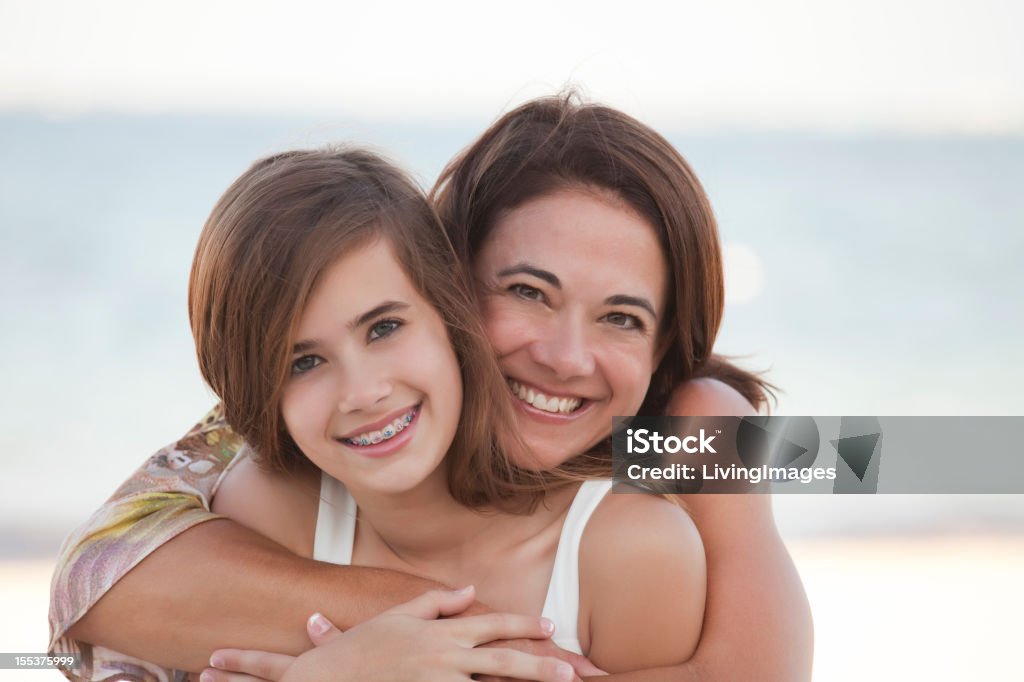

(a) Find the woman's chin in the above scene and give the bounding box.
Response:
[508,442,575,471]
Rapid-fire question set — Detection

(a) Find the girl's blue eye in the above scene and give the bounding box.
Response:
[510,284,544,302]
[291,355,322,375]
[604,312,645,331]
[369,318,402,341]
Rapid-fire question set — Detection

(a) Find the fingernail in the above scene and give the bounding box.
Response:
[454,585,474,596]
[556,661,574,681]
[308,612,331,636]
[199,671,214,682]
[540,617,555,635]
[208,654,224,669]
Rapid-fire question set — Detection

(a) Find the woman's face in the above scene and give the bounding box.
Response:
[282,238,463,498]
[474,188,669,470]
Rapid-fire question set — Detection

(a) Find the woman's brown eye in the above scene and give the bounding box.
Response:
[605,312,644,330]
[510,284,544,301]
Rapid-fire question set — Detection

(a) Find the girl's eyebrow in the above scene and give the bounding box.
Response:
[349,301,410,330]
[496,263,560,288]
[605,294,658,320]
[292,339,319,354]
[292,301,411,354]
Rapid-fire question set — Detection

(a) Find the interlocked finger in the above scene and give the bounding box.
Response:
[204,649,296,681]
[462,648,575,682]
[446,612,555,647]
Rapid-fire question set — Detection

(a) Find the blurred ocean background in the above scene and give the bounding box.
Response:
[3,113,1022,559]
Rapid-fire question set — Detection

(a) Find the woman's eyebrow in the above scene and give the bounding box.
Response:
[349,301,410,330]
[605,294,657,320]
[496,263,560,288]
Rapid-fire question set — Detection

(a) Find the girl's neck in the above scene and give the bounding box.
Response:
[343,464,578,575]
[351,468,491,563]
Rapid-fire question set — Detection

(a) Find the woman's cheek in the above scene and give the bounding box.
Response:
[603,343,657,410]
[480,297,536,355]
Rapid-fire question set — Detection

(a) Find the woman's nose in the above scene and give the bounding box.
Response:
[528,313,595,380]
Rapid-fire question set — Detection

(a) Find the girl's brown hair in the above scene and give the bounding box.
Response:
[189,147,526,507]
[433,93,771,417]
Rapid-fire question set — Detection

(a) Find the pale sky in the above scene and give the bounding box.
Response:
[2,0,1023,132]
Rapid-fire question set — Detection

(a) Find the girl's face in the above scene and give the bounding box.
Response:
[474,188,669,470]
[282,238,463,498]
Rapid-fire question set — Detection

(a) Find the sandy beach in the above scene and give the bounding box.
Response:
[4,535,1023,681]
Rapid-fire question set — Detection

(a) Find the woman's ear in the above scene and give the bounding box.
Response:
[653,326,677,368]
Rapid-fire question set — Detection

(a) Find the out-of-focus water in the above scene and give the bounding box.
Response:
[2,114,1022,556]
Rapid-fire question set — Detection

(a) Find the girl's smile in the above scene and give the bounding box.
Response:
[336,403,421,457]
[282,238,463,497]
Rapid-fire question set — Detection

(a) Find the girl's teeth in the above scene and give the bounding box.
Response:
[345,409,416,446]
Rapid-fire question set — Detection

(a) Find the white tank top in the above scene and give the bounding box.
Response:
[313,476,613,654]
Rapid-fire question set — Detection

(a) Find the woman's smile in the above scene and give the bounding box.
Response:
[475,187,668,470]
[506,378,584,414]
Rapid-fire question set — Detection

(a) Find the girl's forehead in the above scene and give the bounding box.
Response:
[298,240,421,329]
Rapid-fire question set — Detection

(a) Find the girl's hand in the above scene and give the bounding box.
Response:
[201,586,576,682]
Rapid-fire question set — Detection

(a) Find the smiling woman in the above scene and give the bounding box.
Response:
[476,187,669,469]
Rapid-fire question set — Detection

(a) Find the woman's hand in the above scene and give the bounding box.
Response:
[201,586,577,682]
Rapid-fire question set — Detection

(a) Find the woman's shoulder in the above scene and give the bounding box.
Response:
[668,376,757,417]
[578,489,705,671]
[581,491,704,581]
[212,452,320,557]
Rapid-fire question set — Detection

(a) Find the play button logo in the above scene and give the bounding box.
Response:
[736,417,821,470]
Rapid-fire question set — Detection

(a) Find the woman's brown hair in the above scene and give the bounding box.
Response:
[432,92,771,416]
[189,147,526,507]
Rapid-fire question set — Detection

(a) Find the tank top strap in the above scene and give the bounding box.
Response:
[313,473,357,564]
[541,479,613,653]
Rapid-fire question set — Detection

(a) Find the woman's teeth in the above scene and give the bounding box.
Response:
[507,379,582,414]
[343,408,416,446]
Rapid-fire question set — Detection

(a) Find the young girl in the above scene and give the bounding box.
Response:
[184,147,703,679]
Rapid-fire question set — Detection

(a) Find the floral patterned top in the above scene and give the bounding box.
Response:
[48,406,245,681]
